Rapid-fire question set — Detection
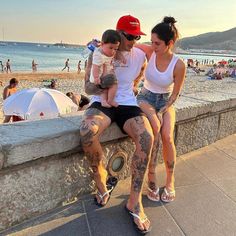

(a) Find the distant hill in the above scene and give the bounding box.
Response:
[177,27,236,51]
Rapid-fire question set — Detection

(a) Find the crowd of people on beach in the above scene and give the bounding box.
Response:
[1,13,236,234]
[0,59,11,73]
[186,57,236,79]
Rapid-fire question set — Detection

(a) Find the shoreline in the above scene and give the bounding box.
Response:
[0,71,85,81]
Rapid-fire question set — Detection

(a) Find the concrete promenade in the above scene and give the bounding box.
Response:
[1,134,236,236]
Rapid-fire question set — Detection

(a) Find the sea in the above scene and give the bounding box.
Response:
[0,41,235,72]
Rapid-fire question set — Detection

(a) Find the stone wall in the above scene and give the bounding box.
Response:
[0,92,236,231]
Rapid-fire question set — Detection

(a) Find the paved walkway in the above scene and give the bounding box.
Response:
[2,134,236,236]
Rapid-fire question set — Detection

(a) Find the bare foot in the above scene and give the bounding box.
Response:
[101,100,111,108]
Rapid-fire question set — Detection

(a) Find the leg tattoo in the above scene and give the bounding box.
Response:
[167,160,175,173]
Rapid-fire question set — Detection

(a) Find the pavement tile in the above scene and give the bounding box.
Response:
[212,134,236,160]
[84,195,185,236]
[164,182,236,236]
[1,202,90,236]
[213,178,236,202]
[151,159,208,189]
[83,196,138,236]
[181,147,236,181]
[142,198,185,236]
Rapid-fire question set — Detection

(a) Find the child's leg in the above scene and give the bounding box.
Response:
[101,89,111,108]
[107,84,118,107]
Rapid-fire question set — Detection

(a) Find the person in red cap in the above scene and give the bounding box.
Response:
[80,15,152,234]
[136,17,186,204]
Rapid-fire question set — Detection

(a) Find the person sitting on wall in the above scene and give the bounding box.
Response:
[3,78,20,123]
[66,92,90,110]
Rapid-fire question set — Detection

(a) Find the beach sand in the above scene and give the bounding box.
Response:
[0,72,85,122]
[0,71,236,123]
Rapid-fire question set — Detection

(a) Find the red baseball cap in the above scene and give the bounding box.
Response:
[116,15,146,36]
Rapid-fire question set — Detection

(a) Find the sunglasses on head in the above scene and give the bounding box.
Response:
[121,32,141,41]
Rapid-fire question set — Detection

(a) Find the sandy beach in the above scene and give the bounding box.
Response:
[0,70,236,123]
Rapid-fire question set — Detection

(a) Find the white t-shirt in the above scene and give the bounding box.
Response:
[89,48,114,83]
[144,52,179,93]
[91,47,146,106]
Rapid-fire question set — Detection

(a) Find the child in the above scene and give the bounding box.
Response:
[89,29,121,107]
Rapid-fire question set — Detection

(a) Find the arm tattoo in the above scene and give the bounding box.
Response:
[166,93,180,107]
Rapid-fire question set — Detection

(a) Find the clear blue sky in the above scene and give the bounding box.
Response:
[0,0,235,44]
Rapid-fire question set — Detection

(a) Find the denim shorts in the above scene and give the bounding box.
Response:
[137,87,170,112]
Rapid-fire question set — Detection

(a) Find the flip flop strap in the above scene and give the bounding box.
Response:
[97,187,113,200]
[164,187,175,196]
[128,211,148,224]
[148,187,159,195]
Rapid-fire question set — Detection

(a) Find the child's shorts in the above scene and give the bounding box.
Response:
[99,73,117,89]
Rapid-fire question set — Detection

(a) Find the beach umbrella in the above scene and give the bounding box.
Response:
[3,88,78,120]
[229,61,236,67]
[218,60,227,65]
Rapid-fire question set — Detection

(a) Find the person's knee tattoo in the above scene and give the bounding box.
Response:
[79,120,99,147]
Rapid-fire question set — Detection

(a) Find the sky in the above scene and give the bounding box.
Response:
[0,0,235,45]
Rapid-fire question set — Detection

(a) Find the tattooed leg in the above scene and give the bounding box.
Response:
[138,101,162,194]
[161,106,176,191]
[124,115,154,231]
[148,133,161,191]
[79,108,111,204]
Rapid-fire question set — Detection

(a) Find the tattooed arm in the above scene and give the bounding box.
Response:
[133,62,147,96]
[159,59,186,114]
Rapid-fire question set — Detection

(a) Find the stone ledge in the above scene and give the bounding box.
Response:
[0,95,235,170]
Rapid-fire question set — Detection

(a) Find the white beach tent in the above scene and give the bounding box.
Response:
[3,88,78,120]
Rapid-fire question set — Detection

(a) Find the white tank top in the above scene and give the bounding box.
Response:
[91,47,146,106]
[144,52,179,93]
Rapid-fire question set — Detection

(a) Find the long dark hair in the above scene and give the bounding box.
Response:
[151,16,179,45]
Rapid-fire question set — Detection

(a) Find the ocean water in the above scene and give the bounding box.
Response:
[0,41,235,72]
[0,42,87,72]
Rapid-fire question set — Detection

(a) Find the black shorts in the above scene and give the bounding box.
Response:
[88,102,146,134]
[79,94,90,108]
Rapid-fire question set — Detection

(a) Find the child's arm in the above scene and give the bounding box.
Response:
[92,49,103,84]
[92,64,101,84]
